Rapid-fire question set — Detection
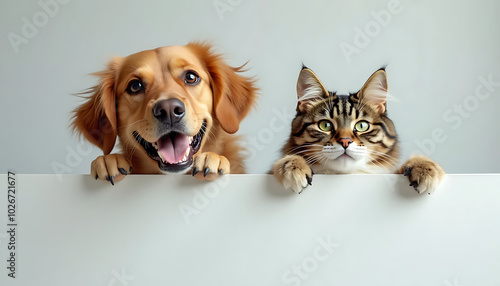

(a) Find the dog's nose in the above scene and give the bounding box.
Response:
[153,99,186,125]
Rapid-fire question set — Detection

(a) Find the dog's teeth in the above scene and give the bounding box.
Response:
[157,150,165,162]
[176,148,189,163]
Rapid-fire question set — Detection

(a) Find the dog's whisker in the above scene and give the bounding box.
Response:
[118,119,147,130]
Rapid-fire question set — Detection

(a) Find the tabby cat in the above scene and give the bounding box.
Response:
[272,67,445,194]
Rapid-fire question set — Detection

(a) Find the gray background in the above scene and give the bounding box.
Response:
[1,0,499,175]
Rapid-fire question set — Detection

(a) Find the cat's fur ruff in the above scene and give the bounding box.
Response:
[272,67,445,194]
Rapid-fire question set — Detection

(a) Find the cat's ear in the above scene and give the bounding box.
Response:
[358,68,388,113]
[296,67,329,112]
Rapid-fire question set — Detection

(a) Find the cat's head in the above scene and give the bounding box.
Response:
[288,67,399,173]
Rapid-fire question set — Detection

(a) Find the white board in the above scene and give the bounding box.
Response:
[1,174,499,286]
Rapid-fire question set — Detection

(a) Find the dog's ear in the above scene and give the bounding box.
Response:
[72,57,123,154]
[188,42,257,134]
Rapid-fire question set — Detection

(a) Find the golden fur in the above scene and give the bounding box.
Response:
[72,42,256,183]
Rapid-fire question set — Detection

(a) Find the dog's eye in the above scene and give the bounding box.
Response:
[184,71,200,85]
[126,79,144,95]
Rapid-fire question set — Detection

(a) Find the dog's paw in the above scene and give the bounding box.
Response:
[192,152,230,181]
[399,155,445,194]
[91,154,132,185]
[272,155,313,194]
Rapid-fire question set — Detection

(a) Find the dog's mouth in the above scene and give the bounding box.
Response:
[133,121,207,173]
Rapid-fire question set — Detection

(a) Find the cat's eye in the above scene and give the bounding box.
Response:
[354,121,370,132]
[318,120,333,131]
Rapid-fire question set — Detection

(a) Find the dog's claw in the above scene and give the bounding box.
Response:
[219,169,224,175]
[118,168,127,175]
[129,167,133,174]
[95,175,98,180]
[192,167,199,176]
[105,176,115,186]
[404,167,412,177]
[204,167,210,177]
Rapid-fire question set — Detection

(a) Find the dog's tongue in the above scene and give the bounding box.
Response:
[158,133,189,164]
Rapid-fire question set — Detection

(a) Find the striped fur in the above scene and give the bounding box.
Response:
[273,67,444,194]
[282,67,399,175]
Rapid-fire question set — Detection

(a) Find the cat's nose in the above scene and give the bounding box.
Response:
[338,137,353,149]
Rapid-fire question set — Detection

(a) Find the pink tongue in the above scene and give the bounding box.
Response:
[158,134,190,164]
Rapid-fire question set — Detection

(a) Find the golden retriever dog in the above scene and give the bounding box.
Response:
[72,42,257,184]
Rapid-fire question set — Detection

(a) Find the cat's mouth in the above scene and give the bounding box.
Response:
[132,121,206,173]
[323,146,350,160]
[338,154,354,160]
[323,145,366,161]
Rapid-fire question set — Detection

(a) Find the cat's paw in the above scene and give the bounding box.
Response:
[272,155,313,194]
[399,155,445,194]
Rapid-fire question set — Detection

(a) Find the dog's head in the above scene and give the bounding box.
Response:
[72,42,256,174]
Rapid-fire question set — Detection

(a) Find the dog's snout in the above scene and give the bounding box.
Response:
[153,98,186,125]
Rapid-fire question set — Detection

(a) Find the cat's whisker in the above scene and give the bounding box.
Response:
[305,154,327,165]
[320,154,338,173]
[376,155,398,166]
[370,157,397,170]
[371,159,393,174]
[369,151,398,162]
[369,153,398,170]
[368,150,399,165]
[285,144,325,153]
[292,149,322,156]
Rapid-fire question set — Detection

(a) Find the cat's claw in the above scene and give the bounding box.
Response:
[306,175,313,186]
[273,155,313,194]
[409,180,419,190]
[283,173,312,194]
[404,167,412,177]
[283,175,309,194]
[399,155,445,194]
